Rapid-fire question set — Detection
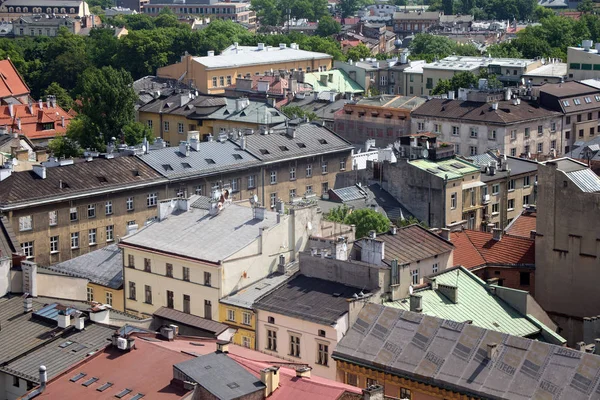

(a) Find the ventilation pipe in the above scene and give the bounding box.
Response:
[21,366,47,400]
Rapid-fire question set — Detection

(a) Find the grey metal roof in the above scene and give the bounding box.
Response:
[190,195,211,210]
[137,93,226,116]
[205,98,287,126]
[330,186,367,202]
[565,168,600,192]
[174,353,265,400]
[254,274,366,325]
[244,122,353,163]
[462,152,539,182]
[153,307,229,335]
[137,140,261,180]
[121,203,279,263]
[220,273,291,309]
[287,97,347,122]
[334,303,600,400]
[567,135,600,162]
[42,244,123,289]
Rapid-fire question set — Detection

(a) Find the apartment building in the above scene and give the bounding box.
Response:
[566,40,600,81]
[334,54,411,96]
[392,10,440,34]
[12,15,82,36]
[535,158,600,345]
[334,95,426,146]
[0,156,167,267]
[157,43,333,95]
[0,0,90,21]
[411,96,563,158]
[142,1,255,28]
[537,81,600,154]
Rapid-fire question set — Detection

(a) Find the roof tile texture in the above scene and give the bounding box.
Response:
[451,229,534,268]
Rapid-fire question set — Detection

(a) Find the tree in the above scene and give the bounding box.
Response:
[533,5,554,21]
[442,0,453,15]
[431,79,452,95]
[251,0,281,25]
[345,43,372,62]
[338,0,373,19]
[122,121,154,146]
[47,135,82,158]
[577,0,593,14]
[75,66,138,150]
[486,42,523,58]
[315,15,341,37]
[281,105,317,120]
[409,33,456,59]
[43,82,73,110]
[326,205,351,223]
[344,208,390,239]
[397,216,428,229]
[449,71,477,91]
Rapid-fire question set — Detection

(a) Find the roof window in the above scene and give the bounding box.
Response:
[162,164,173,171]
[205,159,216,164]
[70,373,86,382]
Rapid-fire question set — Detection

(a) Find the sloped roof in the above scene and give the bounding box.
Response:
[303,69,364,94]
[505,209,537,239]
[205,98,287,125]
[0,215,19,258]
[450,229,534,269]
[386,267,544,338]
[0,102,74,141]
[376,224,454,265]
[153,307,229,335]
[0,59,29,99]
[333,303,600,400]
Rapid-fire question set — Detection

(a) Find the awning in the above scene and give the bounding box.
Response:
[462,181,486,189]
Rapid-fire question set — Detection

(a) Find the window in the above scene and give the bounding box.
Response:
[105,201,113,215]
[183,266,190,281]
[508,179,515,191]
[565,130,571,139]
[455,144,460,154]
[21,241,34,258]
[470,127,478,138]
[289,189,296,200]
[126,197,134,211]
[212,77,218,87]
[87,287,93,302]
[400,388,412,399]
[520,272,530,286]
[537,125,543,135]
[231,178,239,192]
[164,121,169,132]
[306,185,313,194]
[537,143,543,153]
[579,129,584,138]
[70,207,78,221]
[194,184,204,196]
[317,343,329,366]
[321,161,328,174]
[242,312,251,325]
[88,229,97,245]
[49,211,57,226]
[417,122,425,131]
[523,195,530,205]
[306,164,312,177]
[367,378,378,387]
[128,254,135,268]
[346,373,358,386]
[87,204,96,218]
[106,292,113,306]
[452,126,459,136]
[106,225,114,242]
[270,170,277,184]
[511,148,517,157]
[267,329,277,351]
[523,176,531,187]
[489,130,496,140]
[432,263,438,274]
[524,145,530,155]
[70,232,79,249]
[225,309,235,322]
[204,271,211,286]
[242,336,251,348]
[524,127,530,138]
[411,269,419,285]
[492,203,499,214]
[178,123,184,134]
[340,158,346,170]
[592,127,596,136]
[147,193,158,207]
[141,258,151,273]
[226,75,232,85]
[508,199,515,210]
[128,281,136,300]
[510,130,517,140]
[19,215,32,231]
[289,166,296,180]
[492,184,500,195]
[577,114,582,122]
[550,122,556,132]
[289,335,300,357]
[247,175,255,189]
[270,193,277,208]
[450,192,457,209]
[469,146,477,156]
[50,236,59,253]
[566,116,571,125]
[551,140,557,150]
[147,120,153,129]
[183,294,190,313]
[144,285,152,304]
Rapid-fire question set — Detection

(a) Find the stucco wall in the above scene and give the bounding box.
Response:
[36,272,87,301]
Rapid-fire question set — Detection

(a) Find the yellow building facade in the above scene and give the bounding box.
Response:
[87,282,124,312]
[218,303,256,349]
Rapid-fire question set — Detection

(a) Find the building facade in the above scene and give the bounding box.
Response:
[142,1,255,28]
[567,41,600,81]
[0,0,90,21]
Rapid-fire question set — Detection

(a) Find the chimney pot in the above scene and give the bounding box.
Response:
[362,384,384,400]
[390,226,397,235]
[439,228,450,241]
[409,294,422,313]
[577,341,586,351]
[487,343,498,360]
[216,340,230,354]
[295,366,311,378]
[529,230,536,240]
[368,230,376,239]
[492,228,502,241]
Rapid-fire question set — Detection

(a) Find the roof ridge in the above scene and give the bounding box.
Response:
[463,230,488,264]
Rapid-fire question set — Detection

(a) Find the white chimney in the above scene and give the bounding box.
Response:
[74,316,85,330]
[279,43,287,49]
[448,90,455,100]
[492,228,502,241]
[32,165,47,179]
[57,312,70,329]
[240,134,246,150]
[16,117,21,131]
[38,99,43,109]
[491,102,498,110]
[23,295,33,313]
[260,367,280,397]
[487,343,498,359]
[257,43,265,50]
[207,50,215,57]
[583,40,593,51]
[8,103,13,117]
[178,141,190,157]
[216,340,230,353]
[61,116,65,127]
[295,366,311,378]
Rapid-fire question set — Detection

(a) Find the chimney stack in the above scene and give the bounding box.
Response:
[439,228,450,241]
[295,366,311,378]
[216,340,230,354]
[529,230,536,240]
[254,206,266,221]
[409,294,422,313]
[492,228,502,241]
[369,230,376,239]
[438,283,458,304]
[57,306,71,329]
[32,165,47,179]
[362,384,384,400]
[390,225,397,235]
[260,367,280,397]
[577,342,586,351]
[8,103,13,117]
[595,339,600,355]
[178,141,190,157]
[74,315,85,330]
[487,343,498,360]
[23,294,33,313]
[38,99,43,109]
[61,116,65,128]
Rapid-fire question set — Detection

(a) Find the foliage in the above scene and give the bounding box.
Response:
[442,0,453,15]
[43,82,73,110]
[344,208,390,239]
[578,0,594,13]
[397,216,428,229]
[326,205,351,223]
[432,71,478,95]
[47,135,82,158]
[486,42,523,58]
[431,79,452,95]
[338,0,373,18]
[315,15,341,37]
[408,34,479,61]
[251,0,328,25]
[281,105,318,120]
[122,121,154,146]
[345,43,372,62]
[533,5,554,21]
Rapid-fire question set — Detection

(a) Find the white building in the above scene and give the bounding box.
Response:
[351,139,397,170]
[567,40,600,81]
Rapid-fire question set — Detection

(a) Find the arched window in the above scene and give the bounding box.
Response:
[15,7,20,12]
[46,7,52,13]
[23,7,28,12]
[8,7,14,12]
[69,8,74,13]
[60,7,66,13]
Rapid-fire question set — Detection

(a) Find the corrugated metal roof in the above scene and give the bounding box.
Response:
[302,69,364,94]
[220,273,291,309]
[206,98,287,125]
[330,186,367,202]
[409,157,479,180]
[154,307,229,335]
[565,168,600,192]
[386,267,542,337]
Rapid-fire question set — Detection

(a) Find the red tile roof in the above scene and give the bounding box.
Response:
[505,210,537,239]
[450,229,534,269]
[37,339,193,400]
[226,75,311,96]
[0,102,73,141]
[0,59,30,100]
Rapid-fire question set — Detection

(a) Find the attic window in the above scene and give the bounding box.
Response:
[585,97,592,103]
[82,377,99,387]
[97,176,108,183]
[574,98,581,105]
[562,100,570,107]
[132,170,140,177]
[437,166,448,172]
[595,95,600,101]
[259,149,270,155]
[318,139,328,144]
[163,102,173,109]
[224,109,230,115]
[451,163,466,169]
[162,164,173,171]
[233,154,243,160]
[270,111,280,116]
[59,341,74,348]
[96,382,113,392]
[297,142,306,148]
[130,394,145,400]
[181,162,192,169]
[70,373,86,382]
[115,389,132,398]
[279,145,289,151]
[205,159,216,164]
[240,111,247,116]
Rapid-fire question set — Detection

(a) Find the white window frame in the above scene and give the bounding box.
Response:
[242,312,251,325]
[450,192,457,209]
[340,158,346,170]
[317,342,329,366]
[87,287,94,302]
[106,225,114,242]
[270,193,277,208]
[321,161,328,174]
[267,329,277,351]
[21,241,34,258]
[50,236,59,253]
[147,192,158,207]
[508,179,515,191]
[126,197,134,211]
[88,229,97,246]
[492,184,500,195]
[105,201,113,215]
[248,175,255,189]
[432,263,438,274]
[270,171,277,184]
[106,292,113,306]
[164,121,169,132]
[178,122,184,134]
[70,232,79,249]
[492,203,499,214]
[411,269,419,285]
[87,204,96,219]
[242,336,251,348]
[19,215,32,231]
[227,309,235,322]
[508,199,515,211]
[289,166,296,180]
[452,126,460,136]
[523,176,531,187]
[306,164,312,177]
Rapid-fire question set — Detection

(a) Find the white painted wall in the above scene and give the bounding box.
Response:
[0,258,10,297]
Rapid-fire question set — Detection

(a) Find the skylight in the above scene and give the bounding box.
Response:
[259,149,270,155]
[162,164,173,171]
[130,394,145,400]
[82,377,98,387]
[574,98,581,105]
[97,176,108,183]
[563,100,570,107]
[205,159,216,164]
[279,146,289,151]
[96,382,113,392]
[181,162,192,169]
[318,139,328,144]
[115,389,132,398]
[70,373,86,382]
[233,154,243,160]
[297,142,306,148]
[451,163,467,169]
[585,97,592,103]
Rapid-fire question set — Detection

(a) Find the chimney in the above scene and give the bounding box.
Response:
[257,43,265,50]
[46,98,51,109]
[577,341,586,351]
[369,230,376,239]
[529,230,536,240]
[439,228,450,241]
[486,277,499,286]
[32,165,47,179]
[178,141,190,157]
[438,283,458,304]
[57,306,71,329]
[362,384,384,400]
[254,206,266,221]
[207,50,215,56]
[23,294,33,313]
[89,306,109,324]
[361,235,385,266]
[447,90,455,100]
[16,117,21,131]
[216,340,230,353]
[38,99,43,109]
[61,116,65,127]
[8,103,13,117]
[390,225,397,235]
[430,278,438,290]
[492,228,502,241]
[260,367,280,397]
[295,366,311,378]
[409,294,422,312]
[240,134,246,150]
[74,315,85,330]
[487,343,498,360]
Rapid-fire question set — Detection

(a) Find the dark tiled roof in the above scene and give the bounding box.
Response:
[174,353,265,400]
[0,157,164,208]
[333,303,600,400]
[376,224,454,265]
[153,307,229,335]
[43,244,123,289]
[411,98,561,125]
[138,93,226,116]
[538,81,599,97]
[254,274,365,325]
[245,122,352,162]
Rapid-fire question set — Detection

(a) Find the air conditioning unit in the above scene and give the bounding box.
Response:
[117,337,128,350]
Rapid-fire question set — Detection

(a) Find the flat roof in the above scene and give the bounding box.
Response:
[220,273,291,309]
[409,157,479,180]
[523,62,567,78]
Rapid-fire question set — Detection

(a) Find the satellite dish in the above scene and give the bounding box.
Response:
[250,194,258,205]
[213,190,221,200]
[409,285,414,295]
[422,149,429,159]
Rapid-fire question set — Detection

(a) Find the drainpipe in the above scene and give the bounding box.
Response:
[260,166,265,206]
[21,366,47,400]
[442,174,447,228]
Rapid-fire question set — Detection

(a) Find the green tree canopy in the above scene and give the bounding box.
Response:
[344,208,390,239]
[431,79,452,95]
[122,121,154,146]
[43,82,73,110]
[345,43,372,62]
[47,135,82,158]
[281,105,317,120]
[397,216,428,229]
[315,15,341,37]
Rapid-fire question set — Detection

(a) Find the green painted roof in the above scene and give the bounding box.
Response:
[303,69,364,94]
[385,267,541,338]
[409,157,479,180]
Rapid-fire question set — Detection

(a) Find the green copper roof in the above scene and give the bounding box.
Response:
[303,69,364,94]
[385,267,542,338]
[409,157,479,180]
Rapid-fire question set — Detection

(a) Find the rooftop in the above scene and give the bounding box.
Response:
[542,157,600,192]
[386,267,546,338]
[522,62,567,78]
[153,306,230,336]
[120,203,279,264]
[538,81,600,98]
[254,274,366,325]
[0,59,29,99]
[333,303,600,400]
[220,273,291,309]
[439,55,537,68]
[409,157,480,180]
[36,338,193,399]
[354,95,426,110]
[0,215,19,259]
[450,229,534,269]
[0,101,74,141]
[411,98,562,125]
[206,97,287,125]
[461,151,538,182]
[0,156,164,210]
[137,92,226,116]
[42,244,123,289]
[392,11,440,20]
[567,135,600,162]
[302,69,364,94]
[193,45,332,70]
[505,209,537,239]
